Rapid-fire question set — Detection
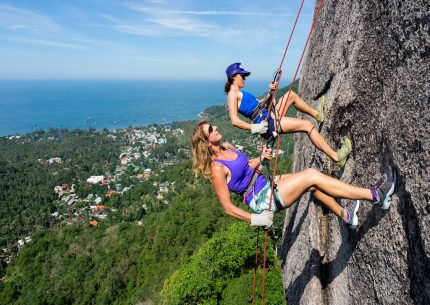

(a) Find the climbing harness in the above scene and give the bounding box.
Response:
[242,159,283,212]
[248,0,326,304]
[250,69,283,149]
[250,69,282,123]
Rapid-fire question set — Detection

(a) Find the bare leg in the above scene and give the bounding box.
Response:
[278,173,343,217]
[276,91,318,118]
[280,117,339,162]
[313,189,343,218]
[275,168,372,209]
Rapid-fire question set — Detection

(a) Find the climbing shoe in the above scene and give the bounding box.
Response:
[336,137,352,167]
[344,200,360,230]
[372,166,397,210]
[316,95,326,122]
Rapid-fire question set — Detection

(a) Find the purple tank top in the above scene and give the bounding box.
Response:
[213,149,267,205]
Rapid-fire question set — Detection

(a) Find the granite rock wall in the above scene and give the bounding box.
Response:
[281,1,429,304]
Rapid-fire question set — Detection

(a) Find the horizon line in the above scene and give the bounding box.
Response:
[0,78,292,82]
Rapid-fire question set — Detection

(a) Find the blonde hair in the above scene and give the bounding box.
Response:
[191,120,213,179]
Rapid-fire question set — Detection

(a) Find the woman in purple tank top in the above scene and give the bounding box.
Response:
[191,121,397,230]
[225,62,352,167]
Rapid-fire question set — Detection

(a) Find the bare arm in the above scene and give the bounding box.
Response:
[248,147,273,169]
[211,163,251,222]
[227,92,252,130]
[248,157,261,170]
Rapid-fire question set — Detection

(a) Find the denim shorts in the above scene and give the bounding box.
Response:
[247,177,286,213]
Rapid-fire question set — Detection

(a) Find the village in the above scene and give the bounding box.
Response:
[2,122,287,266]
[9,125,188,255]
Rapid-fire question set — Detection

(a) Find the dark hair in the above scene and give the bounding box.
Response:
[224,76,235,94]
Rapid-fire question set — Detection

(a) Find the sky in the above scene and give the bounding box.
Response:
[0,0,316,80]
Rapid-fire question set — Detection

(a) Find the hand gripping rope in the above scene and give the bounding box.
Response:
[249,0,326,304]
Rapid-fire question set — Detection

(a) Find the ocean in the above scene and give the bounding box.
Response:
[0,80,270,136]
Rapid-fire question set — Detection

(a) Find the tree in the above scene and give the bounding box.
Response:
[160,222,284,305]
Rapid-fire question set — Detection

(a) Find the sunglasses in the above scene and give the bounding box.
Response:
[207,124,214,138]
[239,74,246,80]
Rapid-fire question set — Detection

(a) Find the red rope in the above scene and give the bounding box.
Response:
[278,2,305,70]
[251,1,305,302]
[276,0,326,132]
[251,228,260,305]
[271,0,306,104]
[260,1,326,304]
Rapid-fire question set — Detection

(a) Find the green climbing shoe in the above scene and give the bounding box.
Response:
[316,95,326,122]
[336,137,352,167]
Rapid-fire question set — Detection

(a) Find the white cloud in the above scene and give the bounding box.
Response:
[112,24,160,36]
[173,10,292,16]
[1,36,89,49]
[101,7,221,37]
[99,13,160,37]
[119,3,307,42]
[0,4,62,33]
[103,4,256,39]
[129,54,199,65]
[148,17,215,35]
[4,24,28,30]
[99,14,119,23]
[106,15,251,40]
[176,10,313,18]
[129,5,297,17]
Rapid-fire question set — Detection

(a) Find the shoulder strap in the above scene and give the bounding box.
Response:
[242,163,263,201]
[250,96,271,122]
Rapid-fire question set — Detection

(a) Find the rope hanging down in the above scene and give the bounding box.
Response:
[253,0,326,304]
[250,0,305,303]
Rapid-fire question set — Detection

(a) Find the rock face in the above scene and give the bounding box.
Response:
[281,1,429,304]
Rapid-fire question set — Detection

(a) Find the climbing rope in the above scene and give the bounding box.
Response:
[253,0,326,304]
[249,0,306,303]
[251,227,260,305]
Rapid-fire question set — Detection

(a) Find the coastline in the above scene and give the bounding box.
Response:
[0,80,270,137]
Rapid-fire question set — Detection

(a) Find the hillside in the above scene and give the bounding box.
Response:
[0,84,296,304]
